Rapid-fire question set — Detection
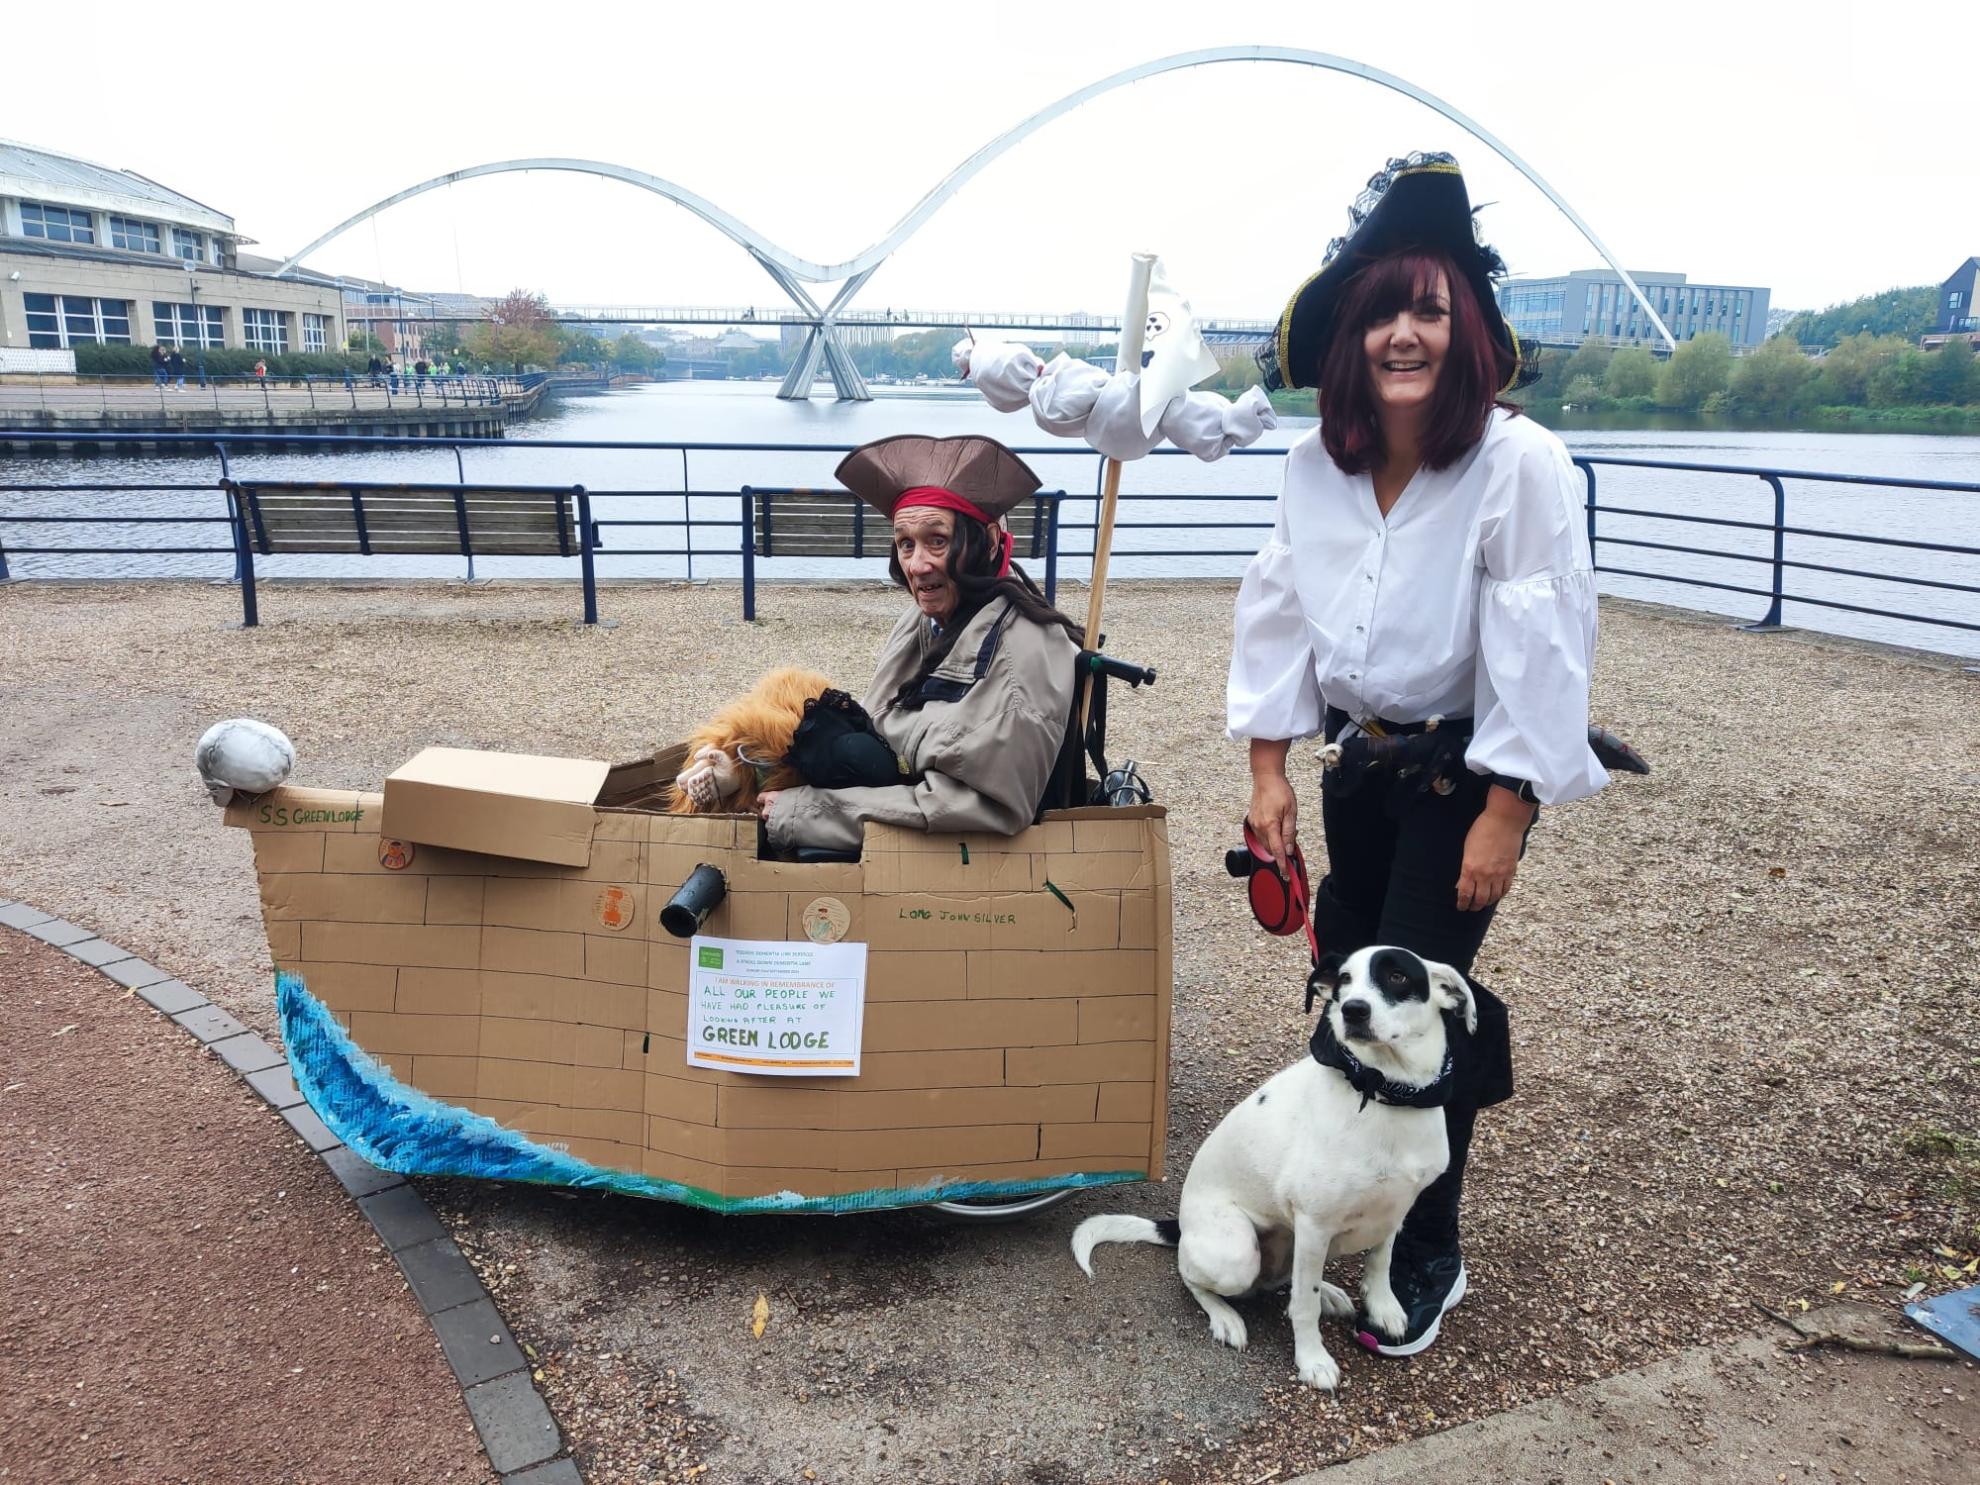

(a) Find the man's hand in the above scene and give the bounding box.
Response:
[1456,785,1535,911]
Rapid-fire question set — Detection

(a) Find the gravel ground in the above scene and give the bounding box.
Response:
[2,576,1976,1484]
[0,927,494,1485]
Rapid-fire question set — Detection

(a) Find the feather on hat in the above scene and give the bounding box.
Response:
[1258,151,1535,395]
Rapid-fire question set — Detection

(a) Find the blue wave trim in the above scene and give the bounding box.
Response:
[276,972,1145,1214]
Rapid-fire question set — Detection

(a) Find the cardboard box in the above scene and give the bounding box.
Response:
[382,747,610,867]
[229,748,1171,1209]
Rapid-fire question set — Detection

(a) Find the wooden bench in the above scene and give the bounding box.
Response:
[742,486,1062,620]
[220,479,600,626]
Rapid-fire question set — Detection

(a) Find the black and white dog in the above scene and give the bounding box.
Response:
[1072,945,1474,1390]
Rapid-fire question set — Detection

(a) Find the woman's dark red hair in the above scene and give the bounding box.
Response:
[1316,249,1514,475]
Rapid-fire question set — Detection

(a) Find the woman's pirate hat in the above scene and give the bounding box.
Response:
[1258,151,1535,394]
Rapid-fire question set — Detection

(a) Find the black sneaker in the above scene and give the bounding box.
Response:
[1356,1234,1467,1357]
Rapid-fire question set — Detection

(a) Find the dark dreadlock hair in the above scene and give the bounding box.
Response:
[887,513,1081,712]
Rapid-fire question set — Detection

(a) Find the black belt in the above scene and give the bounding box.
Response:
[1324,706,1474,741]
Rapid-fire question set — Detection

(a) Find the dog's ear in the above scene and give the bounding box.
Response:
[1304,953,1346,1015]
[1428,963,1477,1033]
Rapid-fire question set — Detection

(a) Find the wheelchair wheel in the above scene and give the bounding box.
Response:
[928,1187,1077,1223]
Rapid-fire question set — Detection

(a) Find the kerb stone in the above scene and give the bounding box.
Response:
[463,1370,560,1474]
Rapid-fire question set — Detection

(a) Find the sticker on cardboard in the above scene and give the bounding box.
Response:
[595,885,636,932]
[800,896,852,945]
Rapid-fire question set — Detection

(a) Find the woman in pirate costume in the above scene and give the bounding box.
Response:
[758,433,1082,853]
[1228,153,1608,1356]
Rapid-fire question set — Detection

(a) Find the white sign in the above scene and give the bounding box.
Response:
[685,935,867,1077]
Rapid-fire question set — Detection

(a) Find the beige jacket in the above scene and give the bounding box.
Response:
[767,597,1078,853]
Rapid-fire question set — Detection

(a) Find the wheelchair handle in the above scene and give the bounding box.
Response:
[1078,650,1157,688]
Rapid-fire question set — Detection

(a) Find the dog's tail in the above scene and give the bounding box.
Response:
[1071,1214,1181,1276]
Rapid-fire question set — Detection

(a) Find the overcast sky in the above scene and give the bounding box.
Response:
[13,2,1973,321]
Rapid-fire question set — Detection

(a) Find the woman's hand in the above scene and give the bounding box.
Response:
[1456,786,1534,911]
[1247,738,1298,877]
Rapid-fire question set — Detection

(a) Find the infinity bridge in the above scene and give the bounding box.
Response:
[284,46,1674,401]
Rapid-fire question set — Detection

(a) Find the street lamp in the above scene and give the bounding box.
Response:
[184,260,206,385]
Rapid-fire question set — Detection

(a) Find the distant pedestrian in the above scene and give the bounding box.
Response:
[151,343,168,387]
[253,357,267,380]
[367,354,384,387]
[414,358,429,378]
[388,362,400,393]
[167,349,187,389]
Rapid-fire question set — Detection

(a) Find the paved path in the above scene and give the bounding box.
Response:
[1298,1334,1975,1484]
[0,911,575,1483]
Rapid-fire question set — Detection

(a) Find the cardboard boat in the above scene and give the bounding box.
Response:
[226,746,1172,1214]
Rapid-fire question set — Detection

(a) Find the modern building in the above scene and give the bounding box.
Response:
[1933,257,1978,335]
[1496,269,1771,350]
[0,140,344,360]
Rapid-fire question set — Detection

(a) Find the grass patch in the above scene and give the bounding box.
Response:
[1902,1126,1979,1163]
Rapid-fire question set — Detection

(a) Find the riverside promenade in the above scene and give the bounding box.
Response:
[0,374,546,443]
[0,578,1974,1483]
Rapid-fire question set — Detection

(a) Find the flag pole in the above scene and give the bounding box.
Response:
[1080,252,1156,732]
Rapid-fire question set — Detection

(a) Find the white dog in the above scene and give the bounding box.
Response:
[1072,945,1475,1390]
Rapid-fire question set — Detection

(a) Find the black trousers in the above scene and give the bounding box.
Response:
[1312,722,1518,1248]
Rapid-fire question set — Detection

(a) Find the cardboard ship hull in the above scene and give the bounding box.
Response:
[226,755,1172,1214]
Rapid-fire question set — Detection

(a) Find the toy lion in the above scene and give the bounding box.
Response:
[666,667,832,813]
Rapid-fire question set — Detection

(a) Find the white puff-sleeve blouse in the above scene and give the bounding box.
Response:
[1227,409,1608,806]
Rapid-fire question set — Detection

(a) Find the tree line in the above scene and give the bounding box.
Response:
[1781,285,1940,351]
[1507,332,1978,419]
[419,291,666,374]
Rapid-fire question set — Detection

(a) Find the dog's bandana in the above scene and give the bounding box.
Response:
[1309,1016,1455,1112]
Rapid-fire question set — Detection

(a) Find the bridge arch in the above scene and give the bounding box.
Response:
[281,48,1672,396]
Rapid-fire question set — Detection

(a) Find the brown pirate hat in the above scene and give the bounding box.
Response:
[835,434,1041,524]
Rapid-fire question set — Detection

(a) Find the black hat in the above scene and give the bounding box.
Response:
[785,689,904,790]
[1259,152,1533,394]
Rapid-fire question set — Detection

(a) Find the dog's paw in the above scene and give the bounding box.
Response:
[1295,1348,1341,1391]
[1315,1281,1355,1320]
[1206,1311,1248,1351]
[676,766,718,810]
[1364,1288,1408,1342]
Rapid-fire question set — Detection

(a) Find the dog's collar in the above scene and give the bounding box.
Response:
[1309,1016,1454,1111]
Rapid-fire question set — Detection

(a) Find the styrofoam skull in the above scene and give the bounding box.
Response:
[194,718,295,805]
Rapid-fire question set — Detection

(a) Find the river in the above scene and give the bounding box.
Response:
[3,379,1976,658]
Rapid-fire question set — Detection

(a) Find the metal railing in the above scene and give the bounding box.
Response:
[1573,456,1980,637]
[1,431,1975,647]
[0,372,540,418]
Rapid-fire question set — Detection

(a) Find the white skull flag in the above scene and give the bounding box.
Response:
[1135,258,1221,437]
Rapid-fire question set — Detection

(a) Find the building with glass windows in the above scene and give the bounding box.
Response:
[0,140,344,361]
[1496,268,1770,350]
[1932,258,1977,336]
